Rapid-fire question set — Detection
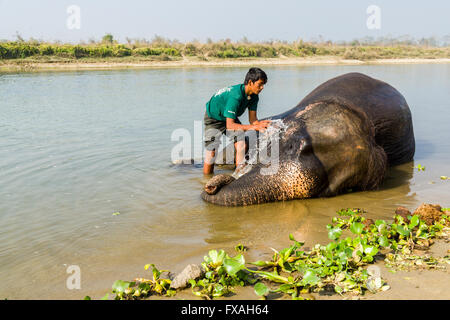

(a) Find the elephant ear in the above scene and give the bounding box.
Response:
[204,174,235,195]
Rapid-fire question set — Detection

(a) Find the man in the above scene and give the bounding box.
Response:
[203,67,271,175]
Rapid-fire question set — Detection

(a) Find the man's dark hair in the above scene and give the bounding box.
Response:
[244,67,267,85]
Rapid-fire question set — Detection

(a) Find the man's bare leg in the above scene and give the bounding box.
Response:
[234,140,246,167]
[203,149,216,175]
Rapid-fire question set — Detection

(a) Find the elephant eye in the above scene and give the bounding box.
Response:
[299,139,312,153]
[299,139,306,150]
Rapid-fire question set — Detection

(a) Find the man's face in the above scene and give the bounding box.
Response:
[248,79,265,95]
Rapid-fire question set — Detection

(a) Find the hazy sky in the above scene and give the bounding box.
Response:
[0,0,448,43]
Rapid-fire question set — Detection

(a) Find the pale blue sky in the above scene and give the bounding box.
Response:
[0,0,448,43]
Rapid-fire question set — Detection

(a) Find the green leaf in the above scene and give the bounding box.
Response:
[254,282,269,296]
[101,293,109,300]
[112,280,133,293]
[396,225,411,236]
[350,222,364,234]
[248,270,290,283]
[337,208,354,216]
[207,249,226,267]
[326,242,337,252]
[281,245,296,260]
[337,251,348,265]
[364,246,378,256]
[274,283,294,294]
[208,250,218,263]
[166,289,176,297]
[302,269,320,286]
[378,235,390,247]
[188,279,197,288]
[409,215,419,229]
[249,260,273,267]
[414,164,425,171]
[212,284,226,297]
[328,227,342,240]
[83,296,91,300]
[234,243,247,253]
[375,219,386,227]
[151,264,163,280]
[223,254,245,276]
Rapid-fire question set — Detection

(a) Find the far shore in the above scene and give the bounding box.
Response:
[1,56,449,72]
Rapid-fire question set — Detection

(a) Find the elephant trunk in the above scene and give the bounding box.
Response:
[201,161,326,206]
[201,171,280,206]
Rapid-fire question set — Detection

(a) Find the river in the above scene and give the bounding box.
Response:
[0,63,449,299]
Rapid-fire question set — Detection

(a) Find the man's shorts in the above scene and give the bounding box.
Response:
[204,112,244,150]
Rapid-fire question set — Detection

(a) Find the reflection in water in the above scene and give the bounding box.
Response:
[414,139,435,161]
[198,156,418,250]
[381,162,414,191]
[202,200,309,245]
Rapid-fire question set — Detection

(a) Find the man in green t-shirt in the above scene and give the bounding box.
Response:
[203,67,271,175]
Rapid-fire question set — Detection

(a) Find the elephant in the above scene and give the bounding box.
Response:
[201,72,415,206]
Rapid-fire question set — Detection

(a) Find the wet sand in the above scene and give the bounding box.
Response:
[1,56,449,73]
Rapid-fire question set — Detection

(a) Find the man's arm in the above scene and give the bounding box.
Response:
[249,110,258,124]
[226,117,269,131]
[248,110,271,128]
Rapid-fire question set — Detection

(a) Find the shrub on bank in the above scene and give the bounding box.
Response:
[209,44,278,58]
[0,43,39,58]
[0,40,448,60]
[0,42,183,59]
[133,47,181,57]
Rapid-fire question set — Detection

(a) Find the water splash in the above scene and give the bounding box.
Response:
[232,119,289,179]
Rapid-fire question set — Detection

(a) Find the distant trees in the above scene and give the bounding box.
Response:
[0,33,448,61]
[101,34,114,45]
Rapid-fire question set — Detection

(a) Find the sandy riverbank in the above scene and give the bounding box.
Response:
[1,56,449,72]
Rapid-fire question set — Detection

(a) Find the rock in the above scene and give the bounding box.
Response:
[363,218,375,229]
[413,203,443,226]
[170,264,204,289]
[395,206,411,222]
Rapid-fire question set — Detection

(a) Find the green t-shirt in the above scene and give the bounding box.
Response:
[206,84,258,122]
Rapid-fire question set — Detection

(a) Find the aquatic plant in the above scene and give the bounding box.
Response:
[101,206,448,300]
[108,264,176,300]
[414,164,426,171]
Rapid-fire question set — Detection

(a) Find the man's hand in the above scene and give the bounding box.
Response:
[226,118,271,131]
[252,119,271,131]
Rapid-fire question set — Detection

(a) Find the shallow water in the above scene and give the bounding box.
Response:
[0,64,449,299]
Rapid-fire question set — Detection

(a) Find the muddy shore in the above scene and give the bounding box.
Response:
[1,56,449,72]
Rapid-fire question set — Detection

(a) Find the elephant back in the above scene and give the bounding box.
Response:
[281,72,415,166]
